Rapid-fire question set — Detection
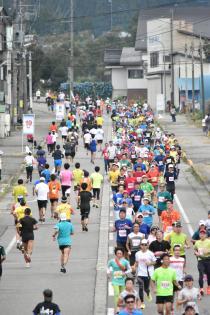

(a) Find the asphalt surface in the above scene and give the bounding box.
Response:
[1,106,210,314]
[0,103,110,315]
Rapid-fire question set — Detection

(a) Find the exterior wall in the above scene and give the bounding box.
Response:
[147,74,171,110]
[127,89,147,101]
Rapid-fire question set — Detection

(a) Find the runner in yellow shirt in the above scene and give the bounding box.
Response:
[12,179,28,203]
[54,196,75,221]
[96,116,104,126]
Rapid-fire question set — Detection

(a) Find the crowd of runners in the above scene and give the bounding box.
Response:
[0,94,210,314]
[106,101,210,315]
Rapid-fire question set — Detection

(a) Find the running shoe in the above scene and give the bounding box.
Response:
[206,286,210,295]
[140,303,145,310]
[146,292,152,302]
[26,263,30,268]
[60,267,66,274]
[85,225,88,232]
[200,288,205,296]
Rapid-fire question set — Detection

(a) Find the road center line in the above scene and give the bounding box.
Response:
[5,236,16,255]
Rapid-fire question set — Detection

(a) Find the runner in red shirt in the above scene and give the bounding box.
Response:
[133,165,146,184]
[147,164,160,191]
[125,170,136,194]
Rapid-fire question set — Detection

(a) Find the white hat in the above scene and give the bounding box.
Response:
[141,239,148,245]
[60,213,67,221]
[199,220,206,226]
[40,177,45,181]
[168,164,174,168]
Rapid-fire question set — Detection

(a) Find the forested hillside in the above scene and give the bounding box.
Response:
[5,0,209,36]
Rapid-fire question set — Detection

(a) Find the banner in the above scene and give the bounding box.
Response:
[23,114,35,135]
[56,102,65,121]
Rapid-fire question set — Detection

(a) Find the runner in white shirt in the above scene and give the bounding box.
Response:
[134,239,156,309]
[107,141,117,163]
[83,132,92,155]
[35,177,49,223]
[59,126,69,143]
[24,152,36,183]
[170,244,185,286]
[95,126,104,152]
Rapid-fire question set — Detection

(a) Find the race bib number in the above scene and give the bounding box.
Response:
[113,271,123,279]
[119,180,124,185]
[159,161,163,165]
[134,195,140,201]
[136,177,141,182]
[152,177,157,182]
[169,177,174,182]
[119,229,127,237]
[132,239,141,247]
[161,281,170,289]
[128,183,134,189]
[131,155,136,159]
[158,196,165,202]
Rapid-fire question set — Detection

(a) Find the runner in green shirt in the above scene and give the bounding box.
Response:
[157,183,171,220]
[140,176,154,199]
[151,253,181,315]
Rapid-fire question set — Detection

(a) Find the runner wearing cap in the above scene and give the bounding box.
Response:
[194,229,210,295]
[164,164,177,200]
[135,213,150,237]
[166,221,190,259]
[133,239,156,310]
[125,170,136,194]
[191,220,207,244]
[52,212,74,273]
[149,230,171,269]
[112,209,133,256]
[177,275,200,315]
[138,197,156,227]
[109,163,120,193]
[130,183,144,213]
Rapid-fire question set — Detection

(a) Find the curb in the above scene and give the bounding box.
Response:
[94,117,111,315]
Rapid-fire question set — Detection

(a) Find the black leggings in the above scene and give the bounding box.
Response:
[137,276,150,302]
[61,185,70,197]
[26,166,33,182]
[198,259,210,288]
[93,188,100,200]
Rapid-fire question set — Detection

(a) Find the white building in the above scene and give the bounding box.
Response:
[104,47,148,100]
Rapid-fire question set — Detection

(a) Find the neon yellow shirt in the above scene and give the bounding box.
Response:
[12,185,28,202]
[152,267,176,296]
[73,169,84,185]
[90,172,103,189]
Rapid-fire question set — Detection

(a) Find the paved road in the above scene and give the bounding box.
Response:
[1,106,210,314]
[0,103,110,315]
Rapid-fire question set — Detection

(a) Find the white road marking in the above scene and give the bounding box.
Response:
[107,308,114,315]
[110,212,113,217]
[109,222,113,228]
[108,282,114,296]
[109,233,114,241]
[174,194,194,236]
[5,236,16,255]
[110,202,113,208]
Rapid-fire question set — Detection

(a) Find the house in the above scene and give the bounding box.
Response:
[135,5,210,111]
[104,47,148,101]
[0,7,12,138]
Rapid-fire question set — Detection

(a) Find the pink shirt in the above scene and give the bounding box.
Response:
[60,170,73,186]
[46,134,53,145]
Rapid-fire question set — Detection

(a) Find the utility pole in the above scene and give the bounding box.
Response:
[199,35,205,118]
[191,41,195,113]
[12,0,18,125]
[28,51,33,111]
[185,44,188,109]
[69,0,74,102]
[170,8,175,106]
[108,0,113,31]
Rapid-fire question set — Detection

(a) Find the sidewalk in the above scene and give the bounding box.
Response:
[0,102,54,194]
[159,113,210,193]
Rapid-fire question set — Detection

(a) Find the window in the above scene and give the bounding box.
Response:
[150,52,159,68]
[128,69,144,79]
[163,55,171,63]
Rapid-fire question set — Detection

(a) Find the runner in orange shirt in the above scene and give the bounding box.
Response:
[147,164,159,192]
[79,170,92,192]
[161,200,180,232]
[49,121,58,133]
[48,174,61,217]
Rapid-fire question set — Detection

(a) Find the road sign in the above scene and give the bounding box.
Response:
[22,114,35,135]
[56,102,65,121]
